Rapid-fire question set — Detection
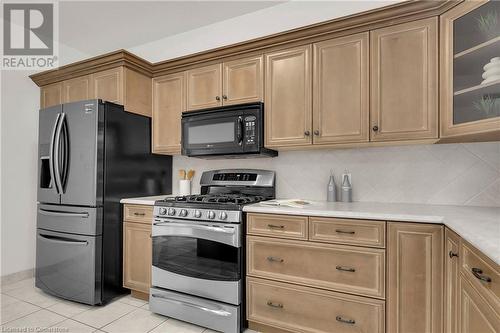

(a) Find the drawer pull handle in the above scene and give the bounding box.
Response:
[336,266,356,273]
[134,212,146,216]
[336,316,355,325]
[267,301,283,309]
[268,224,285,229]
[449,251,459,258]
[267,256,284,263]
[335,229,355,235]
[472,268,492,283]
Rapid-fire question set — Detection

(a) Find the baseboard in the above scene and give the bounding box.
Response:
[1,268,34,287]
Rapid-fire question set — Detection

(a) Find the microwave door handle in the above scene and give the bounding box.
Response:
[49,113,61,194]
[237,116,243,146]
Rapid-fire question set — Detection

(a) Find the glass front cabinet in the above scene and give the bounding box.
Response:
[441,1,500,141]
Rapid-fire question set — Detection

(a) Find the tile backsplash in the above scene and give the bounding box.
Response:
[172,142,500,207]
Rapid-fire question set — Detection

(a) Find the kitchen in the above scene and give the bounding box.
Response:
[1,1,500,333]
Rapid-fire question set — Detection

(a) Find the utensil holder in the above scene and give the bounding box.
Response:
[179,180,191,196]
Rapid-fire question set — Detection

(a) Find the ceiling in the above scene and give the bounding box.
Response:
[59,1,285,56]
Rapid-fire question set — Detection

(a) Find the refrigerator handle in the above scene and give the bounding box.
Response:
[49,113,61,194]
[60,117,69,190]
[54,113,66,194]
[38,208,89,218]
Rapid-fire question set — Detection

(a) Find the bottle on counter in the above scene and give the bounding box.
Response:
[327,170,336,202]
[341,170,352,202]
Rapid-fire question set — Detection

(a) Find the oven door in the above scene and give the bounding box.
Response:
[152,219,242,304]
[181,110,244,156]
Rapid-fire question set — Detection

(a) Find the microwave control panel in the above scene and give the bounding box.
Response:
[244,115,257,145]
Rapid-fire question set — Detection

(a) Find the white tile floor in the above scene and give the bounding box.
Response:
[1,277,258,333]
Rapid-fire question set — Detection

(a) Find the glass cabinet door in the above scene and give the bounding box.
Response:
[441,1,500,139]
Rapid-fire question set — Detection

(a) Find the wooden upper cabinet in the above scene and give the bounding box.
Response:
[186,64,222,111]
[152,72,185,155]
[222,56,263,106]
[92,67,124,105]
[440,1,500,142]
[370,18,438,142]
[265,45,312,148]
[313,33,369,144]
[387,222,443,333]
[123,68,152,117]
[62,75,92,103]
[444,228,461,333]
[40,82,63,109]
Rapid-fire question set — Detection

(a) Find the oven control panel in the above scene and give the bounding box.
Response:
[244,115,257,145]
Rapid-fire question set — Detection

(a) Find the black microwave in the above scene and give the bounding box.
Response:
[181,103,277,159]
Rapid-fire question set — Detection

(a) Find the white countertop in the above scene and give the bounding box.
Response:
[243,200,500,265]
[120,194,176,205]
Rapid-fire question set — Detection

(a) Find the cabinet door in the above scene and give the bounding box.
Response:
[440,1,500,141]
[152,72,185,154]
[265,45,312,147]
[371,18,438,141]
[62,75,92,103]
[313,33,369,144]
[123,222,152,294]
[40,82,63,108]
[186,64,222,111]
[124,68,152,117]
[445,228,461,333]
[459,275,500,333]
[92,67,124,105]
[387,222,443,333]
[222,55,263,105]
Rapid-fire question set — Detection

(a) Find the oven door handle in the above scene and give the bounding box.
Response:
[151,293,232,317]
[153,221,236,234]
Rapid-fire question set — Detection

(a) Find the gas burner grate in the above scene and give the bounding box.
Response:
[161,194,267,205]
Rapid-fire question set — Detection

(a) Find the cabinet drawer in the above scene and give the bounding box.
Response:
[123,204,153,224]
[247,213,308,240]
[461,241,500,308]
[309,217,385,248]
[247,236,385,298]
[247,277,385,333]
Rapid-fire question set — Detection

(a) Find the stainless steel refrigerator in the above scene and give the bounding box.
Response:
[36,99,171,305]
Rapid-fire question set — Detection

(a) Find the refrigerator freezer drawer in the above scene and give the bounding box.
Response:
[37,204,102,236]
[36,229,102,305]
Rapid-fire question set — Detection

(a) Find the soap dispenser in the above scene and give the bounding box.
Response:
[327,170,336,202]
[341,170,352,202]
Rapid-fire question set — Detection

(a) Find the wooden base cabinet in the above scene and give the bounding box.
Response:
[387,222,443,333]
[247,277,385,333]
[445,228,461,333]
[459,276,500,333]
[123,204,152,297]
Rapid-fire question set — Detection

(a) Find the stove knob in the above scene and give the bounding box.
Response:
[179,209,188,217]
[207,211,216,219]
[167,208,176,216]
[194,210,202,218]
[159,207,167,215]
[219,212,228,220]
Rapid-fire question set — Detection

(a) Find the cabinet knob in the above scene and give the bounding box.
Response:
[449,251,458,258]
[215,96,221,101]
[314,130,320,136]
[304,130,310,136]
[372,125,379,132]
[222,95,227,100]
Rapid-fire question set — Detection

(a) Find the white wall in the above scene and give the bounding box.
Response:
[173,142,500,207]
[0,44,89,277]
[129,0,399,62]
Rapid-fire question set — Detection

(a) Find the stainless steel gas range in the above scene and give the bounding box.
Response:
[149,169,275,333]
